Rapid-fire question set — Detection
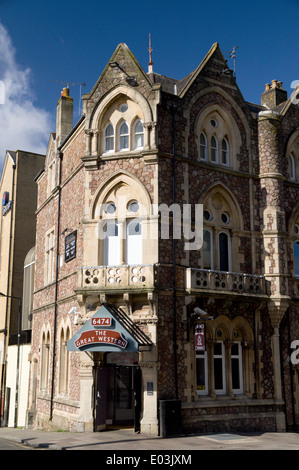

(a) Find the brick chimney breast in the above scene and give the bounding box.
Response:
[56,87,73,145]
[261,80,288,109]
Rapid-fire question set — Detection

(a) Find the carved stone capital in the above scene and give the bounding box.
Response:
[267,297,290,329]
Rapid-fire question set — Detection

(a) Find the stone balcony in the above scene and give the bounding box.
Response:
[186,268,269,297]
[77,264,156,293]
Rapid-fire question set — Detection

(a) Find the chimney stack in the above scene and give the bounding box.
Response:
[261,80,287,109]
[56,87,73,145]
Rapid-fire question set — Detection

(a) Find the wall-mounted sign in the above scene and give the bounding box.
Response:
[67,305,144,353]
[147,382,154,396]
[91,317,111,327]
[65,230,77,262]
[194,324,205,351]
[75,329,128,349]
[2,191,12,216]
[2,192,9,206]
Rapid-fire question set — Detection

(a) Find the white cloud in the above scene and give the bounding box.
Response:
[0,22,52,170]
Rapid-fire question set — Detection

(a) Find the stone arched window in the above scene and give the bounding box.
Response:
[22,246,35,330]
[88,171,156,267]
[195,315,254,397]
[100,97,145,154]
[289,153,296,181]
[286,131,299,181]
[59,324,70,394]
[104,122,114,152]
[196,104,241,170]
[118,120,129,151]
[200,184,243,272]
[40,327,51,393]
[133,119,144,149]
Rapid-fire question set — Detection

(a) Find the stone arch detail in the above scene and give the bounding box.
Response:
[88,84,153,131]
[199,181,244,230]
[90,170,152,220]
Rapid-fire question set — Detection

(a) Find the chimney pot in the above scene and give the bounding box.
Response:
[261,79,287,109]
[61,87,70,97]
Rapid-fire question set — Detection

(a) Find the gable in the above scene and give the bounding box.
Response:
[178,42,237,98]
[85,43,154,110]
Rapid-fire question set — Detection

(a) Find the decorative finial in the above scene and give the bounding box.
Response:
[148,33,153,73]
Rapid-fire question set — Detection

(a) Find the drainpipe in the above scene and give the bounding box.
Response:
[0,153,16,426]
[170,103,178,399]
[50,151,63,421]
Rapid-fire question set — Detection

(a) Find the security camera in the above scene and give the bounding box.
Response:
[69,306,79,315]
[193,307,209,317]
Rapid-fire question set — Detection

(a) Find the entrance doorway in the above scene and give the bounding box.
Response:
[95,353,141,431]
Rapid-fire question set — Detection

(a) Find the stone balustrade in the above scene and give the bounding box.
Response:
[78,264,155,290]
[186,268,268,296]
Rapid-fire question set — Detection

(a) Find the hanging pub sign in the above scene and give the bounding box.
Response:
[65,230,77,262]
[67,305,150,353]
[194,324,206,351]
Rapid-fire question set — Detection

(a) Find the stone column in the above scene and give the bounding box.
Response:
[78,352,94,431]
[139,359,159,435]
[267,298,289,431]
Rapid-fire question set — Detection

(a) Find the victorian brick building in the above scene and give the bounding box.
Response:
[27,42,299,434]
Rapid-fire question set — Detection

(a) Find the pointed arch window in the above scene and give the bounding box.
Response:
[119,121,129,150]
[231,342,243,393]
[214,341,226,394]
[103,221,120,266]
[126,219,142,265]
[222,138,229,166]
[134,119,144,149]
[59,327,70,394]
[199,133,207,160]
[218,231,230,272]
[294,240,299,277]
[211,136,218,163]
[289,154,296,181]
[41,331,50,392]
[104,122,114,152]
[203,229,213,269]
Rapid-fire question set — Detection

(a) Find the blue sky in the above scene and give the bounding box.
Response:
[0,0,298,163]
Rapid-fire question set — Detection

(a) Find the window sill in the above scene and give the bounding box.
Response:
[100,148,146,160]
[183,395,276,408]
[195,393,246,401]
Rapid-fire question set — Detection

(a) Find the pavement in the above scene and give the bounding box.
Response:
[0,425,299,451]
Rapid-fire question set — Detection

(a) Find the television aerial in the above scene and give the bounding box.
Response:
[223,46,239,77]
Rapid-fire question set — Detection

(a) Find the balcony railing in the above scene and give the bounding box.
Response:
[186,268,268,296]
[77,264,155,291]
